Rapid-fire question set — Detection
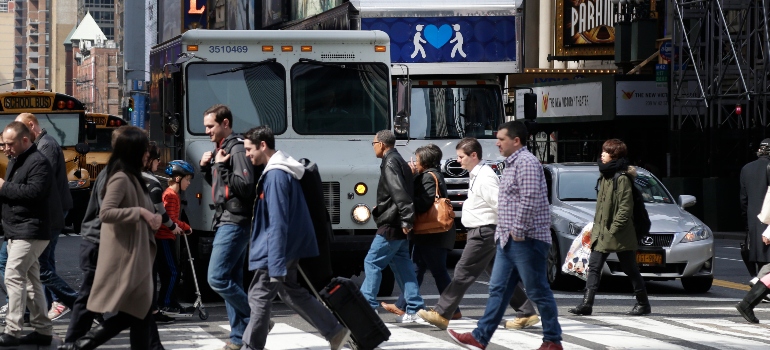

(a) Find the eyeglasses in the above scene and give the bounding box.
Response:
[371,141,382,146]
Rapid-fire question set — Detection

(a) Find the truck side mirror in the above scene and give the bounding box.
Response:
[86,121,97,141]
[75,142,90,155]
[394,78,411,136]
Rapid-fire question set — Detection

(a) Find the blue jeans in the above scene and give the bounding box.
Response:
[207,224,251,345]
[395,245,454,312]
[0,240,7,303]
[40,229,79,308]
[361,235,425,314]
[473,238,562,346]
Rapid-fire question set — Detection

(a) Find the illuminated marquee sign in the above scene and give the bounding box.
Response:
[184,0,207,30]
[556,0,622,57]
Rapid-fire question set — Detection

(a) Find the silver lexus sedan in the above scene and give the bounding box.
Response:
[543,163,714,293]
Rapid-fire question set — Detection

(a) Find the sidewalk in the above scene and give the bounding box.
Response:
[713,231,745,240]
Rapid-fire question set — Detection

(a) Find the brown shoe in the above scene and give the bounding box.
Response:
[505,314,540,330]
[417,309,449,330]
[451,311,462,320]
[380,302,405,316]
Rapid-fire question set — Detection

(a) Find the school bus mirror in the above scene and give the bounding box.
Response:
[395,78,411,120]
[75,142,90,155]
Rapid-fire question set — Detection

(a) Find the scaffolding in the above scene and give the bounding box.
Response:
[670,0,769,177]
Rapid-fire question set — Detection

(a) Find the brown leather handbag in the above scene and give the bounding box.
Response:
[414,172,455,234]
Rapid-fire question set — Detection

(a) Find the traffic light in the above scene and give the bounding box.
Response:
[128,97,135,112]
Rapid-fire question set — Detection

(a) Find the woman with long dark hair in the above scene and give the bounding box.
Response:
[59,126,162,350]
[568,139,651,316]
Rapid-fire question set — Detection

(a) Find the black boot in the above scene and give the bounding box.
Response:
[627,292,652,316]
[736,282,770,323]
[568,289,595,315]
[57,324,120,350]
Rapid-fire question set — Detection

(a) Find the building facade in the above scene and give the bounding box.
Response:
[0,1,14,88]
[78,0,115,40]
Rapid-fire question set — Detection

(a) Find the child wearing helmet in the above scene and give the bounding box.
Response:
[155,160,195,315]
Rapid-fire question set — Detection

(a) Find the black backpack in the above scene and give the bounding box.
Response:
[612,172,652,239]
[296,158,334,291]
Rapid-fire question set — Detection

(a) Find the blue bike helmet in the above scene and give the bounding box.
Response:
[165,160,194,179]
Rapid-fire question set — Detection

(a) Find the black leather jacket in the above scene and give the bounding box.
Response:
[373,149,415,230]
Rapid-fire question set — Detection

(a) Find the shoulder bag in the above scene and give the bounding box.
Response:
[413,171,455,234]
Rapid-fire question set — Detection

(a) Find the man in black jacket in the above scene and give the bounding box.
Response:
[16,113,78,321]
[198,104,255,350]
[0,121,54,346]
[360,130,425,323]
[740,139,770,279]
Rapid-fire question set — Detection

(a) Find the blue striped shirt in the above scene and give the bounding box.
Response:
[495,147,551,246]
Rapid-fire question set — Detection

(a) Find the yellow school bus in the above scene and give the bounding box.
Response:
[0,90,91,231]
[83,112,127,180]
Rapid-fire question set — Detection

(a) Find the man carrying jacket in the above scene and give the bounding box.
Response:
[0,121,54,346]
[240,126,350,350]
[16,113,78,320]
[360,130,425,321]
[199,104,255,350]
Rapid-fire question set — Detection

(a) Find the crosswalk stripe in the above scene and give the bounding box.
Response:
[559,318,693,349]
[382,323,463,349]
[595,316,769,350]
[665,318,770,342]
[447,318,593,350]
[157,326,226,349]
[265,323,330,350]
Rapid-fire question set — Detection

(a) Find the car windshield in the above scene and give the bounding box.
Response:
[0,113,80,146]
[186,62,287,134]
[558,170,672,204]
[291,62,390,135]
[408,86,503,139]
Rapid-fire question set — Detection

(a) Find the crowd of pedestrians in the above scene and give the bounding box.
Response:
[1,103,768,350]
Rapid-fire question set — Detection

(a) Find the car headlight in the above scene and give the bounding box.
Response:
[351,204,371,224]
[680,226,711,243]
[68,179,88,189]
[569,222,585,236]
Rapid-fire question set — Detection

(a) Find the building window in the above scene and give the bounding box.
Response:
[0,0,8,13]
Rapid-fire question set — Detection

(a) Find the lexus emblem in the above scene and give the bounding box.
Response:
[444,159,468,178]
[642,236,654,246]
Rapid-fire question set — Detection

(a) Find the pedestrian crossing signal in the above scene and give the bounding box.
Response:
[128,97,135,112]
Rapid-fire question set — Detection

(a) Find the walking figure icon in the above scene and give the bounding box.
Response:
[450,24,466,58]
[411,24,427,59]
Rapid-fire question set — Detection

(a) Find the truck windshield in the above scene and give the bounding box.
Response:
[291,62,389,135]
[186,62,287,134]
[409,86,503,139]
[0,113,80,146]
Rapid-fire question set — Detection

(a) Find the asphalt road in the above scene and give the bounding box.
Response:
[0,234,762,349]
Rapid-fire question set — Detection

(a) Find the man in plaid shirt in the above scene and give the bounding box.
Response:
[448,121,563,350]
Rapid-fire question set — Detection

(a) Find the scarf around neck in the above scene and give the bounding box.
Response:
[598,158,629,178]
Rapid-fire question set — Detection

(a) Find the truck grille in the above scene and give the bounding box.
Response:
[637,233,675,247]
[322,182,340,224]
[85,164,106,181]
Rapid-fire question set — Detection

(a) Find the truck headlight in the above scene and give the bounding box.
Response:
[569,222,585,236]
[68,179,88,189]
[351,204,371,224]
[680,226,711,243]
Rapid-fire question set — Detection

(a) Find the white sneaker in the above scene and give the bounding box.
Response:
[48,301,70,321]
[0,304,7,318]
[397,313,419,323]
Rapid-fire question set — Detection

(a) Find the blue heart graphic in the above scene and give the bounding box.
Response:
[423,24,453,49]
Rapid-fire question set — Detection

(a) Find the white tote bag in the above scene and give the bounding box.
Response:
[758,188,770,225]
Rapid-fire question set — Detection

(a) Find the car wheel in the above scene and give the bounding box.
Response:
[547,233,584,291]
[681,276,713,293]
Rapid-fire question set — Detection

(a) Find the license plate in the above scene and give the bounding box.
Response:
[637,251,665,267]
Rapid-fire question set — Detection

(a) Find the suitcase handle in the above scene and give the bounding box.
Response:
[297,265,324,302]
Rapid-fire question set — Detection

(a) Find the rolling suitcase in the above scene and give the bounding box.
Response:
[298,268,390,350]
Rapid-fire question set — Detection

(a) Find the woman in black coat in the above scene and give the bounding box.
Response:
[381,144,458,322]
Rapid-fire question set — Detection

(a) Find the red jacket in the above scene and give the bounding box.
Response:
[156,187,191,240]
